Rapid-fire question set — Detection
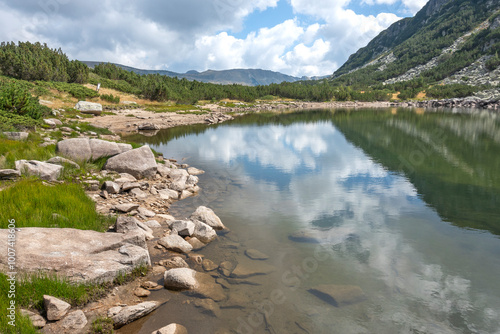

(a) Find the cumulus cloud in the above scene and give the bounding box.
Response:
[0,0,424,77]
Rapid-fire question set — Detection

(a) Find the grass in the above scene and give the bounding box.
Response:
[90,317,115,334]
[145,103,199,113]
[0,135,56,169]
[0,179,114,231]
[0,264,147,333]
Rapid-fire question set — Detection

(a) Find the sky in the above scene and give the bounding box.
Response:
[0,0,428,77]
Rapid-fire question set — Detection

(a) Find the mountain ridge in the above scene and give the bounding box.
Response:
[82,61,303,86]
[331,0,500,89]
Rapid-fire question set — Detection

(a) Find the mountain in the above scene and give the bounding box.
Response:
[331,0,500,88]
[82,61,301,86]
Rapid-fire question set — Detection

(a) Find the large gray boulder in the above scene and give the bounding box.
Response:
[104,146,157,179]
[90,139,130,160]
[44,295,71,321]
[158,234,193,253]
[57,138,92,161]
[75,101,102,115]
[151,323,188,334]
[163,268,198,290]
[108,301,160,328]
[57,138,132,162]
[190,206,225,230]
[0,228,150,283]
[15,160,63,181]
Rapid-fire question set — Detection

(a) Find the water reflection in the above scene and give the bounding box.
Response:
[127,109,500,333]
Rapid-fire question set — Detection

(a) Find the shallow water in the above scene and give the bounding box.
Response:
[121,108,500,334]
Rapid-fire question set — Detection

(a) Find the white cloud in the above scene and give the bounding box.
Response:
[0,0,421,77]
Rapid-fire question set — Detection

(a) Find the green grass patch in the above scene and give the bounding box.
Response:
[90,317,115,334]
[145,103,198,113]
[14,272,108,311]
[0,179,114,231]
[61,122,113,136]
[100,94,120,104]
[0,136,55,169]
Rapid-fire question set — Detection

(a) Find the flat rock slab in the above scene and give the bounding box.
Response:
[108,301,160,328]
[230,259,275,278]
[308,284,366,307]
[288,230,322,243]
[245,249,269,260]
[0,228,150,283]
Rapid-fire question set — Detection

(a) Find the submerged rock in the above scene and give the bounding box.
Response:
[308,284,366,307]
[230,260,275,278]
[288,230,321,243]
[245,249,269,260]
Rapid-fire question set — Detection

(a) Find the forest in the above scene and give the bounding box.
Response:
[0,40,495,131]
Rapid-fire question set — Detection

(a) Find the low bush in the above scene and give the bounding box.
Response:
[100,93,120,104]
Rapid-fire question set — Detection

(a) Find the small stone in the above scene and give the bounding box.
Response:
[103,181,121,194]
[141,281,161,290]
[134,287,151,297]
[114,203,140,213]
[143,220,161,228]
[160,256,189,269]
[20,309,46,328]
[122,182,141,191]
[44,295,71,321]
[202,259,218,272]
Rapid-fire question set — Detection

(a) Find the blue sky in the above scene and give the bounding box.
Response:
[0,0,428,77]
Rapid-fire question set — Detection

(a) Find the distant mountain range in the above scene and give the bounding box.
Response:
[82,61,308,86]
[331,0,500,87]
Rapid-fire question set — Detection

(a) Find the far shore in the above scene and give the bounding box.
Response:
[86,98,500,134]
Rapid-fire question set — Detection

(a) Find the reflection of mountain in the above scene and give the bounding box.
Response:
[332,109,500,235]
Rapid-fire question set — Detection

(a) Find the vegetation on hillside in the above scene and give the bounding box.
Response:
[332,0,499,88]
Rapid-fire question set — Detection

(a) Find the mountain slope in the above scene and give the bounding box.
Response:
[82,61,301,86]
[331,0,500,87]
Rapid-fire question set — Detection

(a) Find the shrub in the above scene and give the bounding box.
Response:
[100,93,120,103]
[0,82,49,120]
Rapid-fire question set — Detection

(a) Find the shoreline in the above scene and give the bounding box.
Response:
[86,98,500,134]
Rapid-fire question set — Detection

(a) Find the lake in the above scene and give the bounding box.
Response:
[121,108,500,334]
